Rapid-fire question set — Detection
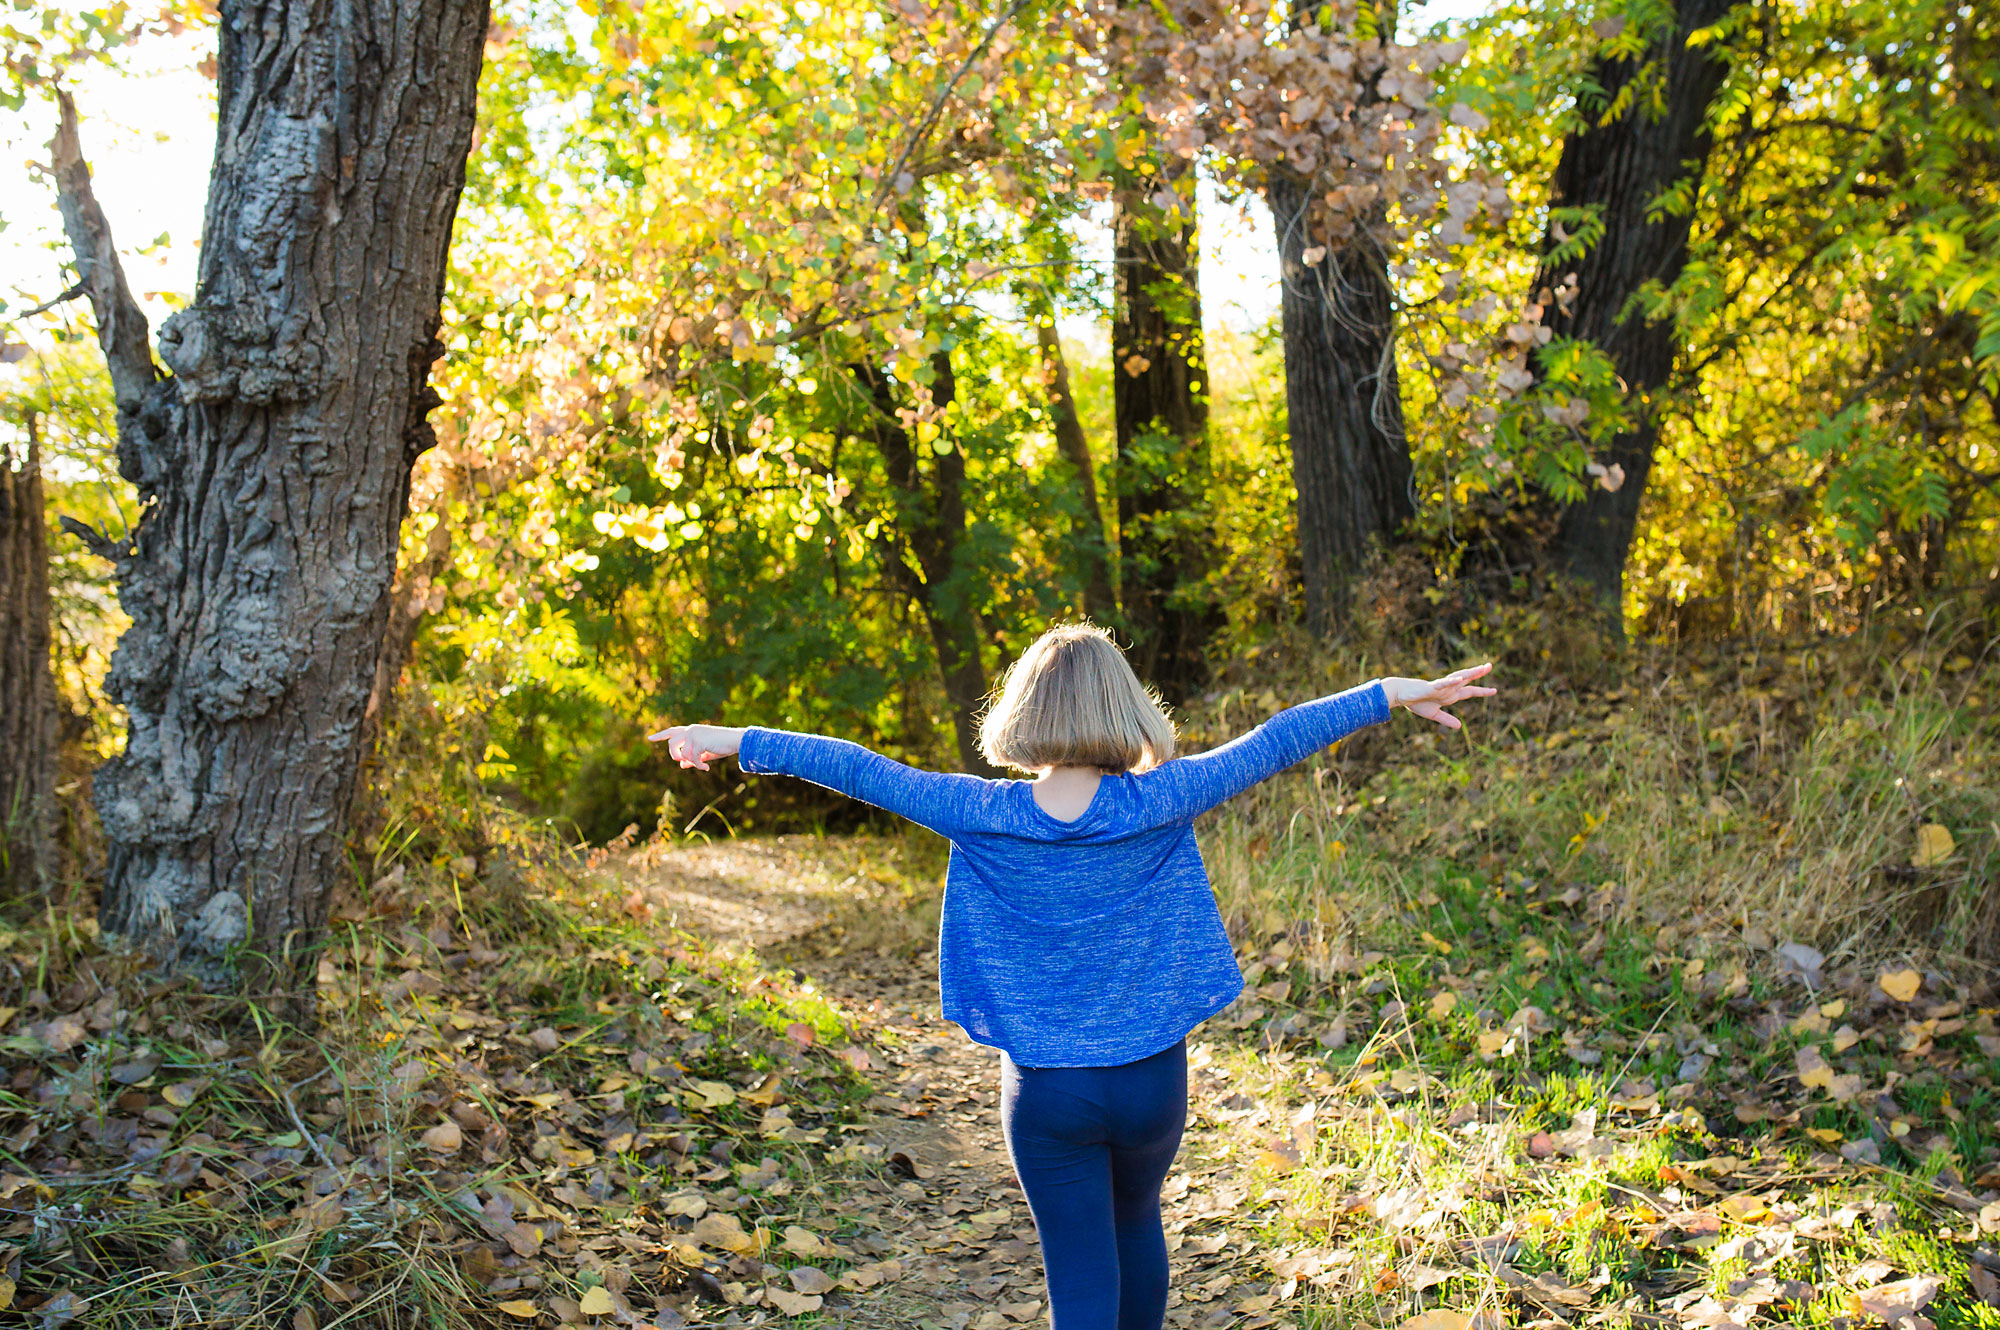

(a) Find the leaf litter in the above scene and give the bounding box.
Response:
[0,809,1993,1328]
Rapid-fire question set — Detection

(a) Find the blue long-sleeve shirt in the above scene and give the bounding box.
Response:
[737,680,1391,1067]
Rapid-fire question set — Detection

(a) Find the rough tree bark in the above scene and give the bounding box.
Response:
[1113,157,1217,705]
[851,354,1000,777]
[1267,169,1414,637]
[49,0,488,977]
[1034,318,1116,622]
[1,417,59,895]
[1541,0,1734,611]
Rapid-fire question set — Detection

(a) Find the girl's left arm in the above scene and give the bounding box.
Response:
[1148,664,1496,819]
[650,723,987,837]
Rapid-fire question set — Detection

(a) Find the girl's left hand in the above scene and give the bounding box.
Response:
[647,724,745,770]
[1381,663,1498,731]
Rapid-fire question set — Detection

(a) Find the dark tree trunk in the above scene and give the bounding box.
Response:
[49,0,487,977]
[1,419,59,895]
[852,354,1000,777]
[1113,159,1217,704]
[1267,170,1414,637]
[1541,0,1734,611]
[1034,319,1116,621]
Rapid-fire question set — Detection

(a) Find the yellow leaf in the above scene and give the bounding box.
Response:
[1256,1148,1302,1174]
[685,1079,737,1110]
[578,1286,615,1316]
[1912,824,1955,867]
[1428,991,1459,1020]
[1398,1311,1471,1330]
[0,1276,13,1311]
[1805,1127,1843,1145]
[1878,968,1921,1003]
[1795,1045,1834,1089]
[161,1078,208,1108]
[496,1301,540,1320]
[782,1224,830,1257]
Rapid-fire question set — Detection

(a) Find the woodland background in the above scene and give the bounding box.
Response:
[0,0,1997,1324]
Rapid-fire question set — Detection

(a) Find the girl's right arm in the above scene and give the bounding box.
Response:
[1148,664,1496,819]
[650,723,989,837]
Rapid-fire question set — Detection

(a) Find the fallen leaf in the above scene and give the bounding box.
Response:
[37,1016,86,1055]
[1398,1311,1471,1330]
[790,1266,837,1295]
[1795,1045,1834,1089]
[692,1212,754,1252]
[1912,825,1954,867]
[421,1120,463,1153]
[785,1022,817,1047]
[161,1078,209,1108]
[765,1287,823,1316]
[578,1286,616,1316]
[1878,969,1922,1003]
[110,1054,161,1085]
[1853,1277,1942,1323]
[783,1225,830,1257]
[1429,990,1459,1020]
[685,1079,737,1110]
[1256,1139,1303,1173]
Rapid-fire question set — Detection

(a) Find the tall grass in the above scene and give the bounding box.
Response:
[1190,629,2000,974]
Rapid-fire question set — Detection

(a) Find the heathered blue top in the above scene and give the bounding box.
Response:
[738,680,1391,1067]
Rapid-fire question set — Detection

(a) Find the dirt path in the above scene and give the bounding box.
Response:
[620,837,1279,1329]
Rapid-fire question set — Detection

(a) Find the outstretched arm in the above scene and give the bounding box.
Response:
[1148,664,1496,819]
[649,724,987,837]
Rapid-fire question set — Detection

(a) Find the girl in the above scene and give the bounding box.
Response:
[650,623,1495,1330]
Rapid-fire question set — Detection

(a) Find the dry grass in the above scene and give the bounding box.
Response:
[1185,625,2000,978]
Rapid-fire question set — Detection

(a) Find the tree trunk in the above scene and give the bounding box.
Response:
[1,418,59,895]
[1113,158,1216,704]
[851,355,1000,777]
[1034,319,1116,621]
[48,0,487,978]
[1267,169,1414,637]
[1541,0,1734,612]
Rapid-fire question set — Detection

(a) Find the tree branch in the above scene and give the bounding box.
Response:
[49,89,158,413]
[14,282,85,321]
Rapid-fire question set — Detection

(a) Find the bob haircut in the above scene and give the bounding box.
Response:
[978,622,1176,774]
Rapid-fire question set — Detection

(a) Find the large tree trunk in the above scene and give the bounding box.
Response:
[1541,0,1734,612]
[852,354,1000,777]
[1267,169,1414,637]
[49,0,487,977]
[1,419,59,895]
[1113,158,1216,705]
[1034,319,1116,621]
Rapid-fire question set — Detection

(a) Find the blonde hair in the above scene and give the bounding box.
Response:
[978,622,1176,774]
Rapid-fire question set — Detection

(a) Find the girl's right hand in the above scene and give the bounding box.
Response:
[1380,663,1497,731]
[647,724,746,771]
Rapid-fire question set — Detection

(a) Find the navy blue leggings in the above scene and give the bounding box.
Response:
[1000,1039,1187,1330]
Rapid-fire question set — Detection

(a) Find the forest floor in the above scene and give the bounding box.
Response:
[4,821,1999,1330]
[614,836,1296,1329]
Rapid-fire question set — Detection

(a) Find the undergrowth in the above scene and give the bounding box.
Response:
[0,830,886,1327]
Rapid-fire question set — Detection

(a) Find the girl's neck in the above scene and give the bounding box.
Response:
[1032,764,1102,822]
